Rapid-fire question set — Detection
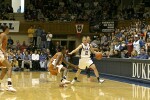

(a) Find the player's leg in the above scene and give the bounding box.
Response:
[60,67,70,84]
[71,69,82,84]
[1,59,16,92]
[0,68,7,91]
[86,68,91,78]
[71,58,86,84]
[89,64,104,83]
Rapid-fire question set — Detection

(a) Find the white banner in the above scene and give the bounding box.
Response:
[0,21,20,32]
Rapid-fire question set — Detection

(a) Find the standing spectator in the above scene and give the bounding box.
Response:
[31,50,40,71]
[32,25,37,46]
[41,30,47,49]
[17,6,21,13]
[127,39,133,57]
[133,35,145,54]
[27,25,34,43]
[7,36,14,48]
[100,34,107,46]
[55,41,61,52]
[145,38,150,55]
[20,41,28,52]
[36,26,43,48]
[16,40,21,50]
[46,32,53,49]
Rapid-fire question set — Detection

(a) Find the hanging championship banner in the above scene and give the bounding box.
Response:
[75,24,84,34]
[0,21,20,32]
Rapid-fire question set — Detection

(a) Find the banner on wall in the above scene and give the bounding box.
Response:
[101,21,115,32]
[0,21,20,32]
[75,24,84,34]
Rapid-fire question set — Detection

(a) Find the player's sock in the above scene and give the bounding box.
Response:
[86,68,91,78]
[63,76,67,79]
[8,78,12,86]
[74,77,77,80]
[61,76,67,82]
[97,77,100,81]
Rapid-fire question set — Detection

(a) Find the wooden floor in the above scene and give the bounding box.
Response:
[0,71,149,100]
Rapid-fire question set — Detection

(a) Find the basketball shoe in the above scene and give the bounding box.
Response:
[6,86,17,92]
[61,79,70,84]
[99,79,105,83]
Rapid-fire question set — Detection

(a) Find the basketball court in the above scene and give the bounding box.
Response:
[0,71,149,100]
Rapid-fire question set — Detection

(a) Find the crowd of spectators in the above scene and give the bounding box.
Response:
[24,0,150,22]
[0,0,14,20]
[7,25,63,71]
[7,39,69,71]
[91,19,150,59]
[7,48,51,71]
[24,0,120,21]
[1,0,150,22]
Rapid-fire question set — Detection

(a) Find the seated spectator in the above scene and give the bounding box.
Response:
[16,50,23,68]
[22,51,32,71]
[136,48,149,59]
[11,57,20,71]
[39,51,47,71]
[130,50,138,59]
[7,49,14,62]
[32,50,40,71]
[107,50,121,58]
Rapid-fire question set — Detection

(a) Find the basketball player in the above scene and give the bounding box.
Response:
[86,36,99,79]
[48,46,78,85]
[0,26,16,92]
[68,36,104,84]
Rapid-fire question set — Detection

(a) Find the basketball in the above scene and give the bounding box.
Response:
[95,52,102,60]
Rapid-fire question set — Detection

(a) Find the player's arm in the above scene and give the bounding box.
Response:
[68,44,82,55]
[62,59,78,69]
[54,53,62,69]
[93,47,99,51]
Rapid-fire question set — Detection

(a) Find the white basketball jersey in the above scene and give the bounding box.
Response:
[133,40,140,54]
[80,43,91,58]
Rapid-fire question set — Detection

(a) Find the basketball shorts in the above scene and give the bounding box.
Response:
[79,58,93,69]
[49,60,63,75]
[52,59,63,71]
